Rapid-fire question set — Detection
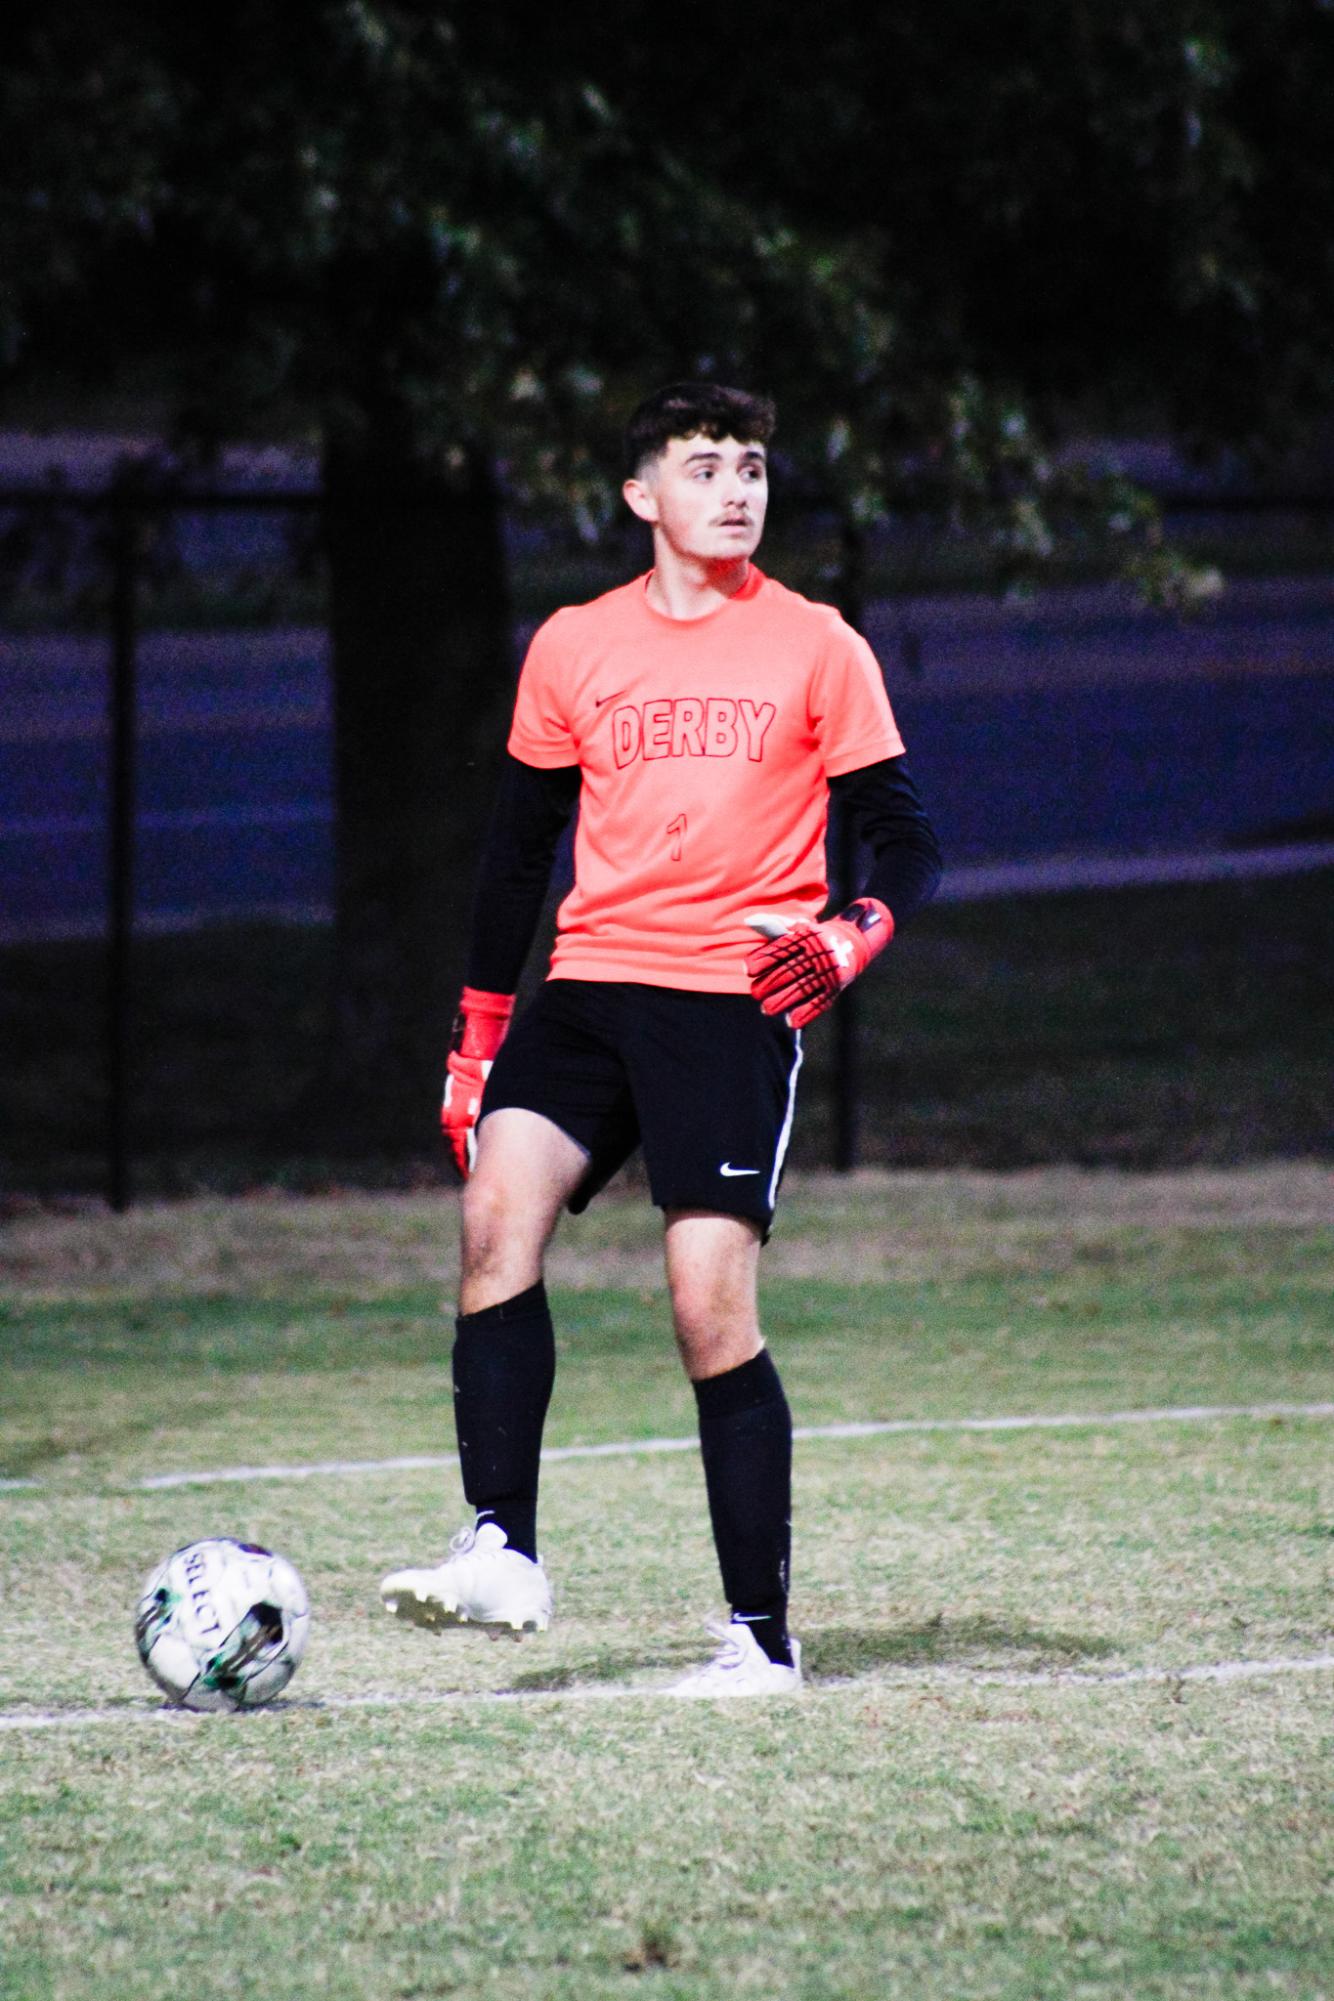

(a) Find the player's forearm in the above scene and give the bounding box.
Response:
[463,753,581,992]
[829,755,942,926]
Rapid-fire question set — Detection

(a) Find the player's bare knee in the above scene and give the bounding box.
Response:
[460,1168,554,1310]
[668,1275,715,1346]
[460,1176,517,1282]
[669,1279,761,1377]
[666,1238,758,1341]
[674,1318,764,1382]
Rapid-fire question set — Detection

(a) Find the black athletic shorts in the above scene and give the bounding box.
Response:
[479,980,803,1232]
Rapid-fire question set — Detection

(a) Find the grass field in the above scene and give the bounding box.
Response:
[2,1167,1331,2000]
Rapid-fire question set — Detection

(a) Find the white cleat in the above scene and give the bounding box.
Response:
[666,1618,804,1699]
[380,1521,553,1638]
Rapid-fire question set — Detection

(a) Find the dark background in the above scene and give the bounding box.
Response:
[2,1,1332,1200]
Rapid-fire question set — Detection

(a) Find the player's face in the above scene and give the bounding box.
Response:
[624,433,769,564]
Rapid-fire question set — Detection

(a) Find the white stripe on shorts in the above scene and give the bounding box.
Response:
[767,1029,804,1211]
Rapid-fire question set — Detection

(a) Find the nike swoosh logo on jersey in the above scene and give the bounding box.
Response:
[719,1163,760,1177]
[594,689,627,708]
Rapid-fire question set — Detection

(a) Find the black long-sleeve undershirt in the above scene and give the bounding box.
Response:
[463,751,943,995]
[463,755,581,993]
[828,755,943,926]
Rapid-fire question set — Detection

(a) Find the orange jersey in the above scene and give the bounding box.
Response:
[508,567,905,991]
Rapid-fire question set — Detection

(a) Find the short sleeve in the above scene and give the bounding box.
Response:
[507,614,581,768]
[809,616,905,777]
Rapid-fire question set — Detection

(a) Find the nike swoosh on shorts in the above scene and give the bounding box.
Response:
[719,1163,760,1177]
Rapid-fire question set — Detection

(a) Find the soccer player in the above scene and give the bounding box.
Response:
[380,382,941,1696]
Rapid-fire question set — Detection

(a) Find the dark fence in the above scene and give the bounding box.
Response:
[3,481,1333,1206]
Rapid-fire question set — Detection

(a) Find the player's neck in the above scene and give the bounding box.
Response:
[645,546,754,621]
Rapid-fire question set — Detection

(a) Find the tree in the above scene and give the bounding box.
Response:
[5,0,1332,1143]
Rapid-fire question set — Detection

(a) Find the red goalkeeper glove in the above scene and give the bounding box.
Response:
[744,899,894,1029]
[441,987,515,1178]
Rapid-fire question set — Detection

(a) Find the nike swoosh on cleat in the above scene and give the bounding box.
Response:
[719,1163,760,1177]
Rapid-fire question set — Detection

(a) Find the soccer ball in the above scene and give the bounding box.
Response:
[133,1537,310,1712]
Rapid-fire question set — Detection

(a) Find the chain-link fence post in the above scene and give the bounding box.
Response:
[106,497,138,1212]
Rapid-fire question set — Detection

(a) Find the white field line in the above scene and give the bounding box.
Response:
[3,1651,1333,1735]
[118,1401,1334,1493]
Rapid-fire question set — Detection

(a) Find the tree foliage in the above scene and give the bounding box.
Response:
[8,0,1333,577]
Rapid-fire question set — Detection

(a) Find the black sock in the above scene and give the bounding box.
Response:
[693,1349,793,1666]
[452,1280,555,1562]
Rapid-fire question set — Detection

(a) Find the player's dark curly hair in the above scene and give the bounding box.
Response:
[624,382,777,476]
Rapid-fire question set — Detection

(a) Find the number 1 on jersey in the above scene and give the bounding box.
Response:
[667,814,687,862]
